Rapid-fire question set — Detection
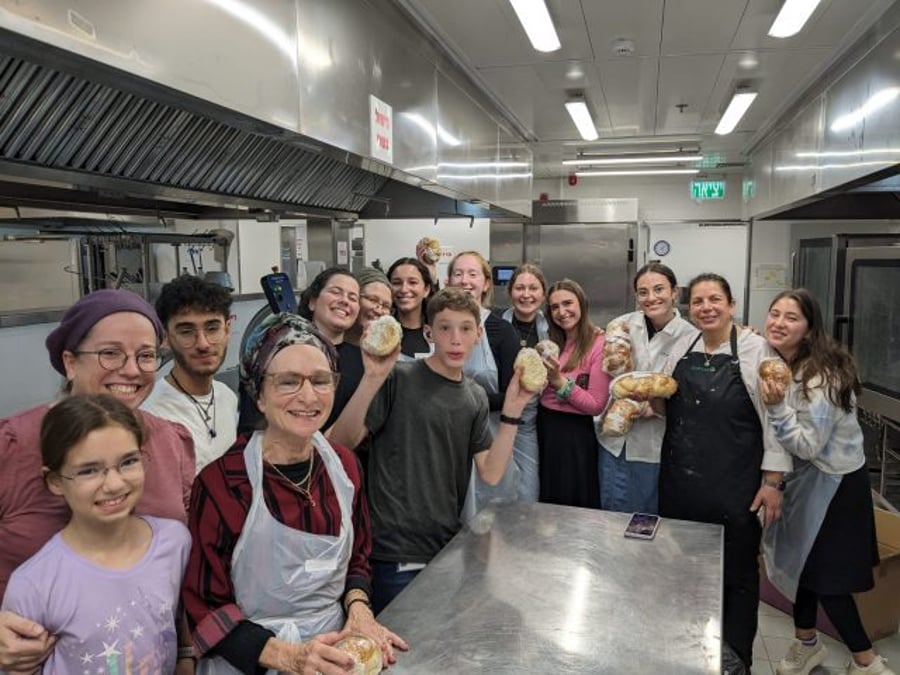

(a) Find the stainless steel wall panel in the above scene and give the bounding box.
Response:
[0,0,303,132]
[495,124,532,218]
[436,70,500,205]
[748,7,900,217]
[0,0,530,215]
[535,223,636,328]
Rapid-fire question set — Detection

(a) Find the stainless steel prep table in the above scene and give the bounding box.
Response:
[379,502,723,673]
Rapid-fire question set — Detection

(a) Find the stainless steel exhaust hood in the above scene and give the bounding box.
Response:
[0,33,387,219]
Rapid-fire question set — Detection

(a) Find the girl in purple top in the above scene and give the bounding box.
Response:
[1,395,192,675]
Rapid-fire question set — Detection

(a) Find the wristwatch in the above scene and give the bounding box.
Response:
[762,478,786,492]
[500,413,524,425]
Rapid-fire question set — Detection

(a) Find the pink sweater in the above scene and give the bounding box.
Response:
[539,335,610,416]
[0,403,195,598]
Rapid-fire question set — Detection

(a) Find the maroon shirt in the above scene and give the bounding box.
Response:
[182,435,372,659]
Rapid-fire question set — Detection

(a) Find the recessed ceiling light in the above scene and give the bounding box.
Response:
[768,0,823,38]
[575,168,700,177]
[509,0,561,52]
[715,91,758,135]
[565,96,598,141]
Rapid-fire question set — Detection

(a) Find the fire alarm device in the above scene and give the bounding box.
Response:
[568,174,578,187]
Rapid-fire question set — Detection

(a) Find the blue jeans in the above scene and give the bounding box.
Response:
[599,445,660,514]
[371,560,422,615]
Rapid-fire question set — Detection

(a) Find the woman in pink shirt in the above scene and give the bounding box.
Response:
[538,279,610,508]
[0,289,195,672]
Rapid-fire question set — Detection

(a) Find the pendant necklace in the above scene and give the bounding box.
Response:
[266,450,316,506]
[170,372,217,439]
[512,316,537,348]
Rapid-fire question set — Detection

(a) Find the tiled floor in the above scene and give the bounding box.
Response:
[752,601,900,674]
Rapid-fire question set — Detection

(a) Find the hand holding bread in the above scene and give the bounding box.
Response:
[758,357,791,405]
[514,348,548,393]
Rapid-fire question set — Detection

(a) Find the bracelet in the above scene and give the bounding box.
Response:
[177,646,195,660]
[343,589,370,612]
[555,378,575,401]
[346,597,372,612]
[762,478,786,492]
[499,413,523,425]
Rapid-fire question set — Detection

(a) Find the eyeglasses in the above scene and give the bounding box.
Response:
[73,348,161,373]
[264,371,341,395]
[170,320,228,348]
[360,294,392,312]
[57,451,145,485]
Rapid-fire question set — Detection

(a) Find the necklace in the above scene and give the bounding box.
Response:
[266,452,316,506]
[169,372,217,439]
[512,316,537,348]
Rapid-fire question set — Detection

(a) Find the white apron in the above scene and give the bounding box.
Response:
[197,431,354,674]
[762,460,840,601]
[462,308,518,521]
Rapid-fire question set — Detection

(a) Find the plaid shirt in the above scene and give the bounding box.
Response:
[182,435,372,657]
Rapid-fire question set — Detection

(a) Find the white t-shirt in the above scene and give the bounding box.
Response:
[142,376,238,474]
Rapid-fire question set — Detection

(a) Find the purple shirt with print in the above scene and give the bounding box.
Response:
[1,516,190,675]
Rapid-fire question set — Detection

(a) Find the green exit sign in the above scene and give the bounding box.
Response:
[691,180,726,200]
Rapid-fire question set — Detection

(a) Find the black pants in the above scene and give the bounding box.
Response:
[723,546,760,668]
[794,585,871,653]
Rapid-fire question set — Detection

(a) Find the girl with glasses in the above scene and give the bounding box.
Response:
[1,395,192,674]
[346,267,393,348]
[183,313,407,674]
[0,289,195,673]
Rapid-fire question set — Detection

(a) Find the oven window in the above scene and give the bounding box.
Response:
[850,261,900,399]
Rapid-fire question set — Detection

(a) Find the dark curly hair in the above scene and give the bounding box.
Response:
[155,274,232,326]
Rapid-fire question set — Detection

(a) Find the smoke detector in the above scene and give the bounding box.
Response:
[611,38,636,56]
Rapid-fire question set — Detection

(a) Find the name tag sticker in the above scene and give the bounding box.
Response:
[305,558,339,573]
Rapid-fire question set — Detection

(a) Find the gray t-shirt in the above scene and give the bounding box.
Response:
[366,359,492,563]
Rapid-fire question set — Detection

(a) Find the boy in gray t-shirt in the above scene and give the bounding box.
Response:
[331,288,534,612]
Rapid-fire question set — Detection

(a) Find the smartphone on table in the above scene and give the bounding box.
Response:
[624,513,661,540]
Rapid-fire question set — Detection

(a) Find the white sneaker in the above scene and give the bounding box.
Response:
[776,638,827,675]
[847,655,896,675]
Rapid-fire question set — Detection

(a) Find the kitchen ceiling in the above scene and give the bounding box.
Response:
[399,0,895,179]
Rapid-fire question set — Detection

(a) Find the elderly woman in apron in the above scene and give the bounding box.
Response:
[658,274,791,671]
[760,290,888,675]
[183,314,407,675]
[447,251,522,513]
[500,263,550,502]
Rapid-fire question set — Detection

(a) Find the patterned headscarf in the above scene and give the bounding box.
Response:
[240,313,338,401]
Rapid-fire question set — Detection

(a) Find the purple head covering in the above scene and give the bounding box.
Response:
[45,289,164,375]
[240,313,338,401]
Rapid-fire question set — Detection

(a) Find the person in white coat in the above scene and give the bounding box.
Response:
[597,262,696,514]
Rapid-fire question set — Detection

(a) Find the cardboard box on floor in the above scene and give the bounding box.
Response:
[760,508,900,642]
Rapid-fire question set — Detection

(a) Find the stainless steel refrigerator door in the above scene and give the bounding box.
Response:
[529,223,636,328]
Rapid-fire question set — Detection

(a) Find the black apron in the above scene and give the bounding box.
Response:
[659,325,763,668]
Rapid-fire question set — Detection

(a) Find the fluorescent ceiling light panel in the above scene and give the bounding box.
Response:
[715,91,758,135]
[563,154,703,166]
[830,87,900,132]
[509,0,560,52]
[768,0,823,38]
[575,168,700,177]
[565,99,598,141]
